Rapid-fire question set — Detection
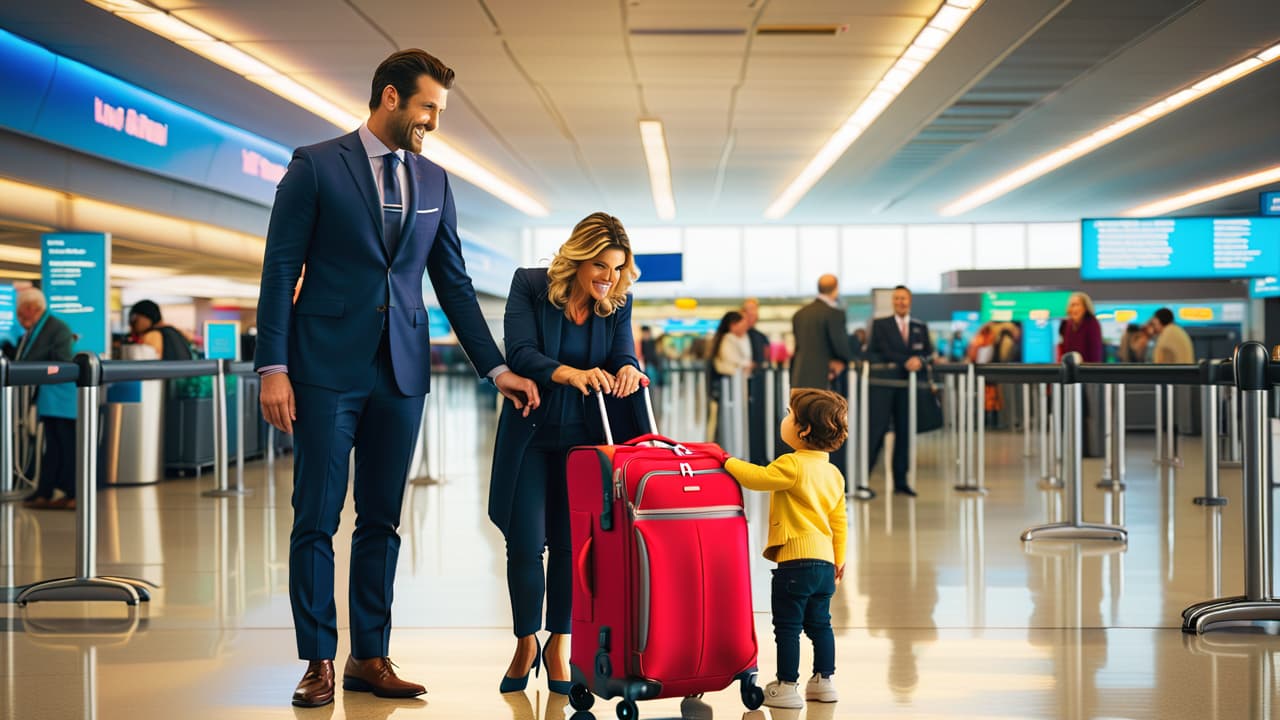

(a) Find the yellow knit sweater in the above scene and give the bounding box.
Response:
[725,450,848,566]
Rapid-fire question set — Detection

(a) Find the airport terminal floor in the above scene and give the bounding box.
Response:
[3,377,1279,720]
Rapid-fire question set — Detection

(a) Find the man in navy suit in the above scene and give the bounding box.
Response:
[867,285,933,496]
[254,49,540,708]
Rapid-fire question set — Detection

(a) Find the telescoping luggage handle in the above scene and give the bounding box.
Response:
[592,378,668,449]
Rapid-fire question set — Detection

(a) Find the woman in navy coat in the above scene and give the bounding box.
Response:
[490,212,646,694]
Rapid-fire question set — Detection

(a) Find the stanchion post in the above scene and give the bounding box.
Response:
[1022,384,1032,457]
[955,365,983,493]
[735,369,749,460]
[718,376,731,448]
[1101,384,1113,482]
[1196,360,1227,506]
[1154,385,1164,463]
[1020,353,1125,543]
[205,360,250,497]
[908,369,917,490]
[1053,384,1063,482]
[16,353,155,605]
[1182,342,1280,632]
[858,364,869,492]
[976,374,985,491]
[843,365,855,494]
[0,357,18,501]
[1106,384,1127,491]
[765,368,777,460]
[1039,383,1050,486]
[1165,384,1182,467]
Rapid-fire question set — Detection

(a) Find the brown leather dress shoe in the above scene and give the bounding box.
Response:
[292,659,335,708]
[342,656,426,698]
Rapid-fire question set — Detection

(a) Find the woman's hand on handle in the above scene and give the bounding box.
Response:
[613,365,646,398]
[553,365,615,395]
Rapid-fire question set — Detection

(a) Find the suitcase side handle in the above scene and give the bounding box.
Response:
[595,449,615,531]
[575,535,594,598]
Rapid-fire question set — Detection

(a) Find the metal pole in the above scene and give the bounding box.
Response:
[234,374,245,493]
[1022,383,1032,457]
[1228,386,1241,464]
[858,364,869,491]
[956,371,969,488]
[736,369,749,460]
[844,365,855,494]
[1242,387,1271,602]
[76,384,99,581]
[764,368,776,460]
[1101,384,1113,482]
[1053,384,1063,482]
[908,369,918,490]
[670,368,683,440]
[1195,383,1226,506]
[719,376,731,448]
[1165,384,1179,466]
[1039,383,1050,485]
[976,374,985,491]
[205,361,249,497]
[1116,385,1126,488]
[0,382,15,500]
[1068,382,1083,527]
[1154,385,1163,463]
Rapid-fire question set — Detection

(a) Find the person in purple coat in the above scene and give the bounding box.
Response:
[1059,292,1103,363]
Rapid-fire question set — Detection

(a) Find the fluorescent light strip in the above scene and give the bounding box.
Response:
[638,120,676,220]
[941,41,1280,217]
[1123,165,1280,217]
[764,0,984,219]
[84,0,549,217]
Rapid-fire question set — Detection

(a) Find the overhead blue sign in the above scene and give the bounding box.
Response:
[0,28,291,206]
[42,232,109,356]
[1081,217,1280,280]
[1261,192,1280,216]
[0,285,16,347]
[634,253,683,282]
[1251,276,1280,298]
[203,321,240,361]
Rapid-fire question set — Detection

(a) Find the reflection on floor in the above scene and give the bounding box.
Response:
[2,379,1280,719]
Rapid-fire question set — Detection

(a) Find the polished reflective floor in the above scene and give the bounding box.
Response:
[3,381,1280,719]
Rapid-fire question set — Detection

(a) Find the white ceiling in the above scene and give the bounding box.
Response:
[0,0,1278,235]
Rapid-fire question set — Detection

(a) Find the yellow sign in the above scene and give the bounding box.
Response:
[1178,307,1214,322]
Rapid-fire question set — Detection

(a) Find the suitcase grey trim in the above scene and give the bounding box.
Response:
[633,507,744,520]
[634,468,736,509]
[634,528,650,654]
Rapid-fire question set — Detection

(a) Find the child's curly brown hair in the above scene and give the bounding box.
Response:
[790,388,848,452]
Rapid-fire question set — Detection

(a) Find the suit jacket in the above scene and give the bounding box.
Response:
[868,315,934,379]
[253,130,503,395]
[15,312,76,419]
[790,299,851,390]
[488,267,639,533]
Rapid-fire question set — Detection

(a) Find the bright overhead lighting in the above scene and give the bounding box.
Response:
[940,41,1280,217]
[83,0,549,217]
[1123,165,1280,217]
[639,119,676,221]
[0,245,42,265]
[764,1,984,220]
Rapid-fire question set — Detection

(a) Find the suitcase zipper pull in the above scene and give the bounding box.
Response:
[679,462,694,478]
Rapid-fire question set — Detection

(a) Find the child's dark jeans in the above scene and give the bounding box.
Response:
[771,559,836,682]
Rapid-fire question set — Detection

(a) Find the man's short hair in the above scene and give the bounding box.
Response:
[893,285,911,294]
[17,287,46,311]
[1154,308,1175,326]
[369,49,455,110]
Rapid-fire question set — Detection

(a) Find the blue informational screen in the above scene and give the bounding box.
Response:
[1261,192,1280,216]
[1081,217,1280,280]
[662,318,720,335]
[634,253,683,282]
[0,285,16,347]
[204,321,240,360]
[1022,319,1057,364]
[1252,276,1280,298]
[42,233,110,356]
[0,29,292,206]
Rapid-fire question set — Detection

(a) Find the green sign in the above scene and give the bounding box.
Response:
[979,291,1073,323]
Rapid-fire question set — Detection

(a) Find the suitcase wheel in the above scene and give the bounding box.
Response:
[568,683,594,712]
[615,699,638,720]
[742,682,765,710]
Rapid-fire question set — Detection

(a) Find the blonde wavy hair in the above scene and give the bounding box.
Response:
[546,212,639,318]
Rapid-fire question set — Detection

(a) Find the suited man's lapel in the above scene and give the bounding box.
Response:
[339,133,381,236]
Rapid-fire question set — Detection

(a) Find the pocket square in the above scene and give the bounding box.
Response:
[417,207,440,214]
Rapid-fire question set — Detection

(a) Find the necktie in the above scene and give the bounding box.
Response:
[381,152,402,257]
[900,318,909,343]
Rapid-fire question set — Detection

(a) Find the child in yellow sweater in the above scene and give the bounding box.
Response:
[719,388,848,709]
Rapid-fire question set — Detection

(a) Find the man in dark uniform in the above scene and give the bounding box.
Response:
[742,299,770,463]
[867,285,933,496]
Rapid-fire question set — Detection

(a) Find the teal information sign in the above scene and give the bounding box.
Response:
[204,321,241,361]
[41,232,110,356]
[0,284,15,347]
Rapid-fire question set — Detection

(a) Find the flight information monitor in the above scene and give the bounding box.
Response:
[1262,191,1280,216]
[1080,217,1280,280]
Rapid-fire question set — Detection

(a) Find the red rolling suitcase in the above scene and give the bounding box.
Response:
[565,388,763,719]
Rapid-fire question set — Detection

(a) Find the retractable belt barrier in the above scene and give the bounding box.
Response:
[14,354,236,606]
[1,356,80,503]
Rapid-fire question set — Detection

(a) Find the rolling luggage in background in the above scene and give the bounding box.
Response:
[566,387,763,719]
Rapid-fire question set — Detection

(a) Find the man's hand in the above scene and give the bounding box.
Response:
[905,356,923,373]
[613,365,647,398]
[495,371,541,417]
[260,373,296,434]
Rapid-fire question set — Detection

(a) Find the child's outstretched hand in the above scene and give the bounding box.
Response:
[835,564,845,584]
[712,447,733,465]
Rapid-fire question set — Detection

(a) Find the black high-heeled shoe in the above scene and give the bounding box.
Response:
[499,635,542,693]
[543,636,572,695]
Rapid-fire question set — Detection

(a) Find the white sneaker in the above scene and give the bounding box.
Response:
[763,679,804,709]
[805,673,839,702]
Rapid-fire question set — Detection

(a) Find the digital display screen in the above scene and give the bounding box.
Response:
[1261,191,1280,216]
[1081,217,1280,280]
[980,291,1072,323]
[1252,276,1280,298]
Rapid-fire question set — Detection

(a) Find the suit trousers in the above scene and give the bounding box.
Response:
[504,422,581,637]
[288,330,426,661]
[867,386,911,489]
[35,417,76,499]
